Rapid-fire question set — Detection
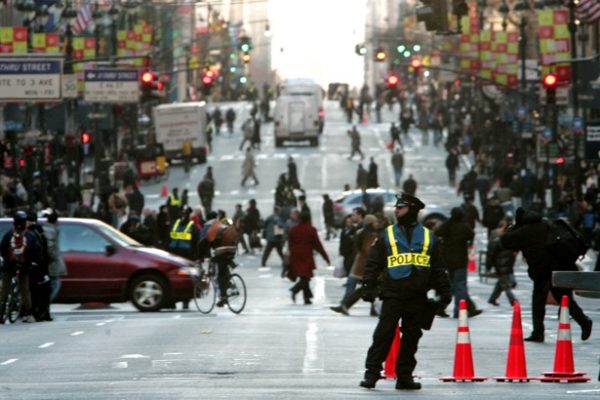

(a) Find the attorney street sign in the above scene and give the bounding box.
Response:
[84,69,139,103]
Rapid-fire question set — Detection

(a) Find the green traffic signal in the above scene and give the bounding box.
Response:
[397,45,406,53]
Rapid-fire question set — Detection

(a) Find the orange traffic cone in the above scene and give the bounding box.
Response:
[495,301,530,382]
[468,245,477,273]
[441,299,487,382]
[539,295,590,382]
[384,326,401,379]
[161,184,168,197]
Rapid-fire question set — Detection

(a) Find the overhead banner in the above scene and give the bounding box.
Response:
[538,9,571,81]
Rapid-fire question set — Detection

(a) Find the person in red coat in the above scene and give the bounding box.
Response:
[289,211,330,304]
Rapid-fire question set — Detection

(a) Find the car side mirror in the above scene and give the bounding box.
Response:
[105,244,117,256]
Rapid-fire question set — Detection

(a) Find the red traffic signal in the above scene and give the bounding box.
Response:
[141,71,154,84]
[542,73,558,88]
[410,58,422,69]
[555,156,565,165]
[202,75,214,85]
[81,132,91,145]
[386,74,400,87]
[18,158,26,168]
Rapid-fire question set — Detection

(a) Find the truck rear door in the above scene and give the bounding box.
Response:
[288,102,305,134]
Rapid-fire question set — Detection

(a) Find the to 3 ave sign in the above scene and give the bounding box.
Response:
[84,69,139,103]
[0,58,62,102]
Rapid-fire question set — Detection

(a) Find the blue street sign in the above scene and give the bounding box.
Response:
[558,112,570,127]
[542,127,554,143]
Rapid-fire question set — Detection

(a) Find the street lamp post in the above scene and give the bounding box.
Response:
[567,0,582,198]
[500,0,530,170]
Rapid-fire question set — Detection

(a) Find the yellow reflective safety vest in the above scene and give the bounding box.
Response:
[168,194,181,207]
[169,219,195,249]
[383,224,432,280]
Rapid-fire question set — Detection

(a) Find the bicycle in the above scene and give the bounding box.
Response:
[0,273,22,324]
[192,258,247,314]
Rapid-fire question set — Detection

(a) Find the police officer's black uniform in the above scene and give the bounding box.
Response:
[360,193,451,390]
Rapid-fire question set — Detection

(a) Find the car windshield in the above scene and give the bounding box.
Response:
[95,223,143,247]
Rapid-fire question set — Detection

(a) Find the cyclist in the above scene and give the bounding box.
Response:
[0,211,42,323]
[198,211,239,307]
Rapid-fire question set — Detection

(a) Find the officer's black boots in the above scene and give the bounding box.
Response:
[395,377,422,390]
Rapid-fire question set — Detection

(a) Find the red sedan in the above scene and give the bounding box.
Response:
[0,218,196,312]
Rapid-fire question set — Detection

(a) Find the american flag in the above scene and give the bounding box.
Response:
[576,0,600,23]
[72,1,94,34]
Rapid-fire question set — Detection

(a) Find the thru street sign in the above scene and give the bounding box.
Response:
[0,58,62,102]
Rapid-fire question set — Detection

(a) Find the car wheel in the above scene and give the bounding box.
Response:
[130,274,168,312]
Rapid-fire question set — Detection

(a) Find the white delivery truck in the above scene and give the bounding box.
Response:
[273,94,320,147]
[280,78,325,133]
[152,102,208,163]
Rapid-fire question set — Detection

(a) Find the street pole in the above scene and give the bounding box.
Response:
[568,0,582,197]
[519,15,527,170]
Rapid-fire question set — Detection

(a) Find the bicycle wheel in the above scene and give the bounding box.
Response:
[8,284,21,323]
[0,298,7,324]
[226,273,247,314]
[193,275,216,314]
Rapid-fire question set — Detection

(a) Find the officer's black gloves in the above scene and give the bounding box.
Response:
[361,281,378,302]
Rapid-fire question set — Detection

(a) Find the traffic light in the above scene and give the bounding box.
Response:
[542,73,558,105]
[397,44,406,53]
[238,36,252,52]
[201,70,215,95]
[18,158,25,168]
[141,70,161,101]
[374,47,387,62]
[410,58,423,74]
[355,43,367,56]
[416,0,449,32]
[242,52,251,64]
[386,74,400,88]
[80,130,91,155]
[80,131,91,145]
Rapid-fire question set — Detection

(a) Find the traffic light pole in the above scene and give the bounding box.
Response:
[568,0,582,198]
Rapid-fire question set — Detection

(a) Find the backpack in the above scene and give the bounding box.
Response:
[545,218,589,266]
[8,230,28,268]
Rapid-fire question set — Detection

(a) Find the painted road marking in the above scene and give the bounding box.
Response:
[302,319,322,373]
[70,331,84,336]
[1,359,18,366]
[38,342,54,349]
[112,362,128,369]
[258,274,273,279]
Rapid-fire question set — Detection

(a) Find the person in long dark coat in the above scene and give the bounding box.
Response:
[288,156,300,189]
[288,211,330,304]
[435,207,482,318]
[367,157,379,188]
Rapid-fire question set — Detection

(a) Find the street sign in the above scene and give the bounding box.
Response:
[84,69,139,103]
[585,122,600,161]
[572,116,584,136]
[0,58,62,102]
[540,86,569,106]
[62,74,78,99]
[577,60,600,108]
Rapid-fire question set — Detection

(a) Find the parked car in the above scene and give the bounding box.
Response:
[332,189,449,229]
[0,218,196,312]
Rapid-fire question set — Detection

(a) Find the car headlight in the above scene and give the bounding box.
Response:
[177,267,200,277]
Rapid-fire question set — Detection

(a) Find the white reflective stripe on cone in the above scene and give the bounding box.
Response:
[457,332,471,344]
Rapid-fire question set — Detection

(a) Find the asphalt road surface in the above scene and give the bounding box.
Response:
[1,101,599,399]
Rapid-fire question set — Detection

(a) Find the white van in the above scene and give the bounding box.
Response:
[273,94,320,147]
[280,78,325,134]
[152,102,208,162]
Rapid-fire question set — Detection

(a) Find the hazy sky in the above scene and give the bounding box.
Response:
[269,0,367,88]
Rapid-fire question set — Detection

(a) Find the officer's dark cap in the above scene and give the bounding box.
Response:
[394,193,425,210]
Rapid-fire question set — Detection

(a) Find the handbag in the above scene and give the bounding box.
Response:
[333,257,347,278]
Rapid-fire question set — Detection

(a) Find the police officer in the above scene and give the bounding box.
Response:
[359,193,451,390]
[168,206,199,261]
[166,187,182,223]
